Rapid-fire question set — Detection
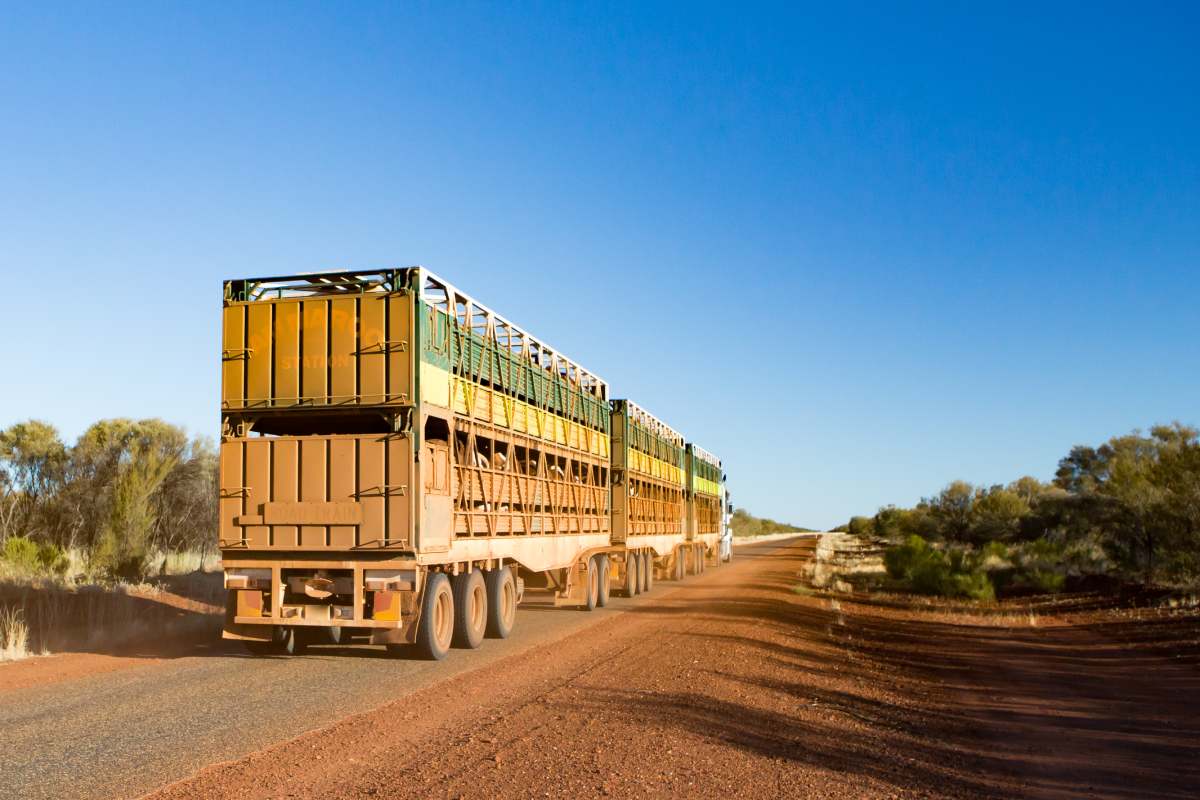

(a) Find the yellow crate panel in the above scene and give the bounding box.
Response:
[273,302,300,406]
[222,305,245,408]
[360,294,387,405]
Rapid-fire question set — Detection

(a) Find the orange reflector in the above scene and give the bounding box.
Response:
[372,591,400,621]
[236,589,265,617]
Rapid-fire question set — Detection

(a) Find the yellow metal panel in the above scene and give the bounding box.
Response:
[221,306,245,409]
[300,437,327,547]
[328,438,356,548]
[271,439,299,548]
[219,440,243,544]
[330,297,357,403]
[359,294,386,405]
[387,435,408,544]
[387,295,410,402]
[302,301,328,404]
[246,304,273,406]
[359,437,385,547]
[244,439,270,547]
[420,362,451,407]
[273,302,300,406]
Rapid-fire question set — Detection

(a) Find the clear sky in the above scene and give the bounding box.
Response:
[1,3,1197,529]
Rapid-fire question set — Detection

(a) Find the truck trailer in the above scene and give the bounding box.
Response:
[219,267,725,659]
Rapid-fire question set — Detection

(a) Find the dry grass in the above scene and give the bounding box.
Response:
[156,549,221,575]
[0,606,30,661]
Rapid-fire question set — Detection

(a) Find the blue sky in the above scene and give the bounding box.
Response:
[1,3,1197,528]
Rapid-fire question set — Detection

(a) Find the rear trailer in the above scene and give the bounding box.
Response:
[219,268,641,658]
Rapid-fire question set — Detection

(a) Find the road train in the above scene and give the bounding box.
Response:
[218,267,730,659]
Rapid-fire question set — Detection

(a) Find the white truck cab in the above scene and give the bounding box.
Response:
[718,479,733,562]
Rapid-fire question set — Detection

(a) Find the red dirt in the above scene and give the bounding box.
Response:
[0,651,167,693]
[0,579,223,694]
[144,540,1200,800]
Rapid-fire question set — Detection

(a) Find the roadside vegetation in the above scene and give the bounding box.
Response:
[729,508,813,538]
[840,422,1200,601]
[0,418,220,660]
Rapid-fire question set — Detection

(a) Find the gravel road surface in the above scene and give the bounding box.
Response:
[7,535,1197,800]
[0,538,799,800]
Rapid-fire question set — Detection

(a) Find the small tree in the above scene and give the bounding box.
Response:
[0,420,66,542]
[83,420,187,580]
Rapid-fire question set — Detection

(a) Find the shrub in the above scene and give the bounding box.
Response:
[1027,569,1066,593]
[3,536,41,574]
[951,569,997,602]
[1012,536,1068,594]
[909,553,952,595]
[884,534,997,601]
[848,516,875,537]
[884,534,931,579]
[36,542,69,576]
[2,536,71,578]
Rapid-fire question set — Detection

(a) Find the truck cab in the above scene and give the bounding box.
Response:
[719,480,733,562]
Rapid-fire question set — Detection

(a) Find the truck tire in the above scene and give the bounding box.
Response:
[643,552,654,593]
[582,556,599,610]
[485,566,517,639]
[452,568,487,649]
[282,626,308,655]
[414,571,454,660]
[623,553,639,597]
[596,555,611,607]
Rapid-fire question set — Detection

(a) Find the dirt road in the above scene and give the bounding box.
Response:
[0,539,800,800]
[5,538,1198,799]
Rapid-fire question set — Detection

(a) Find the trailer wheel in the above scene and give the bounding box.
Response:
[583,557,599,610]
[623,553,639,597]
[643,552,654,593]
[282,626,308,656]
[414,571,454,660]
[485,566,517,639]
[452,569,487,649]
[596,555,611,607]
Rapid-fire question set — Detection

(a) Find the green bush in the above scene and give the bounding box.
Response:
[3,536,41,574]
[951,569,997,601]
[884,534,996,601]
[848,516,875,537]
[909,553,952,595]
[1,537,69,577]
[1027,569,1066,593]
[884,534,931,579]
[1012,537,1067,594]
[37,542,69,576]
